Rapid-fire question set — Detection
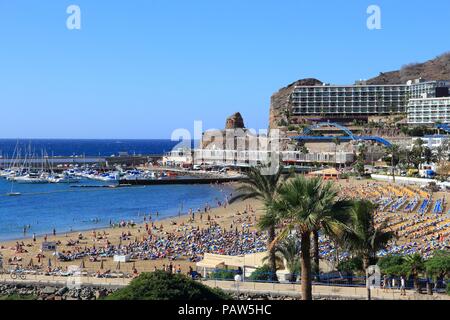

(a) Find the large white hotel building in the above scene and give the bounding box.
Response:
[289,78,450,124]
[407,97,450,124]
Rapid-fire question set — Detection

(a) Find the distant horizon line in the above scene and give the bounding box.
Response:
[0,137,195,141]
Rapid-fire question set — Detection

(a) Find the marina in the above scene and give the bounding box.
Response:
[0,139,235,241]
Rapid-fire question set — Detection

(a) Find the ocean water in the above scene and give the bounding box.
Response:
[0,178,232,241]
[0,139,226,241]
[0,139,192,157]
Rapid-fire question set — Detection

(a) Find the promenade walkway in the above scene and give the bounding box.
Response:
[203,280,450,300]
[1,274,449,300]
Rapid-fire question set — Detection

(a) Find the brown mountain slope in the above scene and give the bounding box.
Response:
[367,52,450,85]
[269,52,450,129]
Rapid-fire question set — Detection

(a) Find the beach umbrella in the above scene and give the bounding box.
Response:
[100,259,104,270]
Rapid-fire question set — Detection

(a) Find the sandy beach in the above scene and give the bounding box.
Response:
[0,189,264,275]
[2,177,450,276]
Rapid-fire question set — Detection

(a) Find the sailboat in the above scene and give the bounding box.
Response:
[11,147,49,184]
[6,180,21,196]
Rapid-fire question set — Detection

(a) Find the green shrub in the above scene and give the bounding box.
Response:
[425,251,450,280]
[378,255,407,276]
[278,119,288,127]
[208,269,236,280]
[249,265,272,281]
[337,257,364,273]
[105,271,230,300]
[339,173,349,179]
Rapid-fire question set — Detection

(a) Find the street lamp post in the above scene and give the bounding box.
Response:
[366,265,381,301]
[234,274,242,300]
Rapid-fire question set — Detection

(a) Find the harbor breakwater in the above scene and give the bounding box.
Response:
[119,177,246,186]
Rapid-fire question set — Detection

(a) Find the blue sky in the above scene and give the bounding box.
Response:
[0,0,449,139]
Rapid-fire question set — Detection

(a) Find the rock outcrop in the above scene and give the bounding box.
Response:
[225,112,245,129]
[202,112,250,149]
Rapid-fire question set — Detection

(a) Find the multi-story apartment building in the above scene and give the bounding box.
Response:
[409,80,450,99]
[291,84,408,120]
[282,151,354,165]
[289,79,450,123]
[193,149,355,167]
[412,135,450,150]
[193,148,271,167]
[407,97,450,125]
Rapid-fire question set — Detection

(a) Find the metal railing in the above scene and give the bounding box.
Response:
[201,269,449,292]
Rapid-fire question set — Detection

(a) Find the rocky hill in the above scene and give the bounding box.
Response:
[225,112,245,129]
[367,52,450,85]
[269,52,450,129]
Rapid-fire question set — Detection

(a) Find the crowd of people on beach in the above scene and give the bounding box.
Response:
[317,182,450,262]
[51,220,267,265]
[3,181,450,277]
[1,192,266,275]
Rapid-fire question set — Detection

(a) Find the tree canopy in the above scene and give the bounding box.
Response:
[106,271,230,300]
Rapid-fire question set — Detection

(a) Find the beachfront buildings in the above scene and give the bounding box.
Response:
[193,148,271,167]
[288,78,450,123]
[411,135,450,150]
[282,151,354,165]
[409,80,450,99]
[193,146,355,168]
[194,128,273,167]
[407,97,450,125]
[290,84,408,121]
[162,148,193,167]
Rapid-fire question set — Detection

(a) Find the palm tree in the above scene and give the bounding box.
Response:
[435,145,446,165]
[271,236,302,282]
[387,144,400,183]
[355,144,367,177]
[436,146,444,162]
[404,253,425,293]
[272,176,352,300]
[229,166,285,281]
[342,200,395,270]
[332,137,341,168]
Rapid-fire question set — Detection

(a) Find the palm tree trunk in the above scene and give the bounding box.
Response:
[391,155,396,183]
[334,240,340,268]
[335,144,337,169]
[426,278,433,295]
[312,230,320,282]
[363,255,370,271]
[414,275,420,293]
[300,232,312,300]
[267,226,278,282]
